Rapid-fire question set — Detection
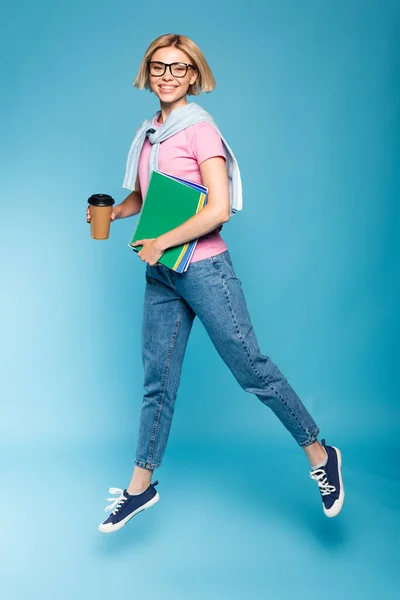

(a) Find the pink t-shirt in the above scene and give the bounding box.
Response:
[138,116,228,263]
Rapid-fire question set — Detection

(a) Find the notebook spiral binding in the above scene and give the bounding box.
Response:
[128,169,156,250]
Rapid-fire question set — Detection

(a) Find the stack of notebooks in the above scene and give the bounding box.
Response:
[128,170,208,273]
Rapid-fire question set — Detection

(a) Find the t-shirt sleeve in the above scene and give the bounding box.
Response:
[187,122,226,165]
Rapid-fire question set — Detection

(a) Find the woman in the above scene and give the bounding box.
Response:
[87,34,345,534]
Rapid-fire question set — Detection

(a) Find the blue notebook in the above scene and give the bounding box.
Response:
[129,170,208,272]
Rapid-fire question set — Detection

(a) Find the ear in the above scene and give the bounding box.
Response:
[190,70,199,86]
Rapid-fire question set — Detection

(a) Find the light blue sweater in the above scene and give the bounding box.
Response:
[122,102,243,214]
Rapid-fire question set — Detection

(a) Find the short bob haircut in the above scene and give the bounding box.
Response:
[133,34,216,96]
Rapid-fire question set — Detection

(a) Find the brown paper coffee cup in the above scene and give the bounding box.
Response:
[88,194,115,240]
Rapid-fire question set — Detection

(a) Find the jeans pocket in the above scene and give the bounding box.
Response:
[219,251,237,278]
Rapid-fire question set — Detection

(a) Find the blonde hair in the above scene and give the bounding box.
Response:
[133,34,216,96]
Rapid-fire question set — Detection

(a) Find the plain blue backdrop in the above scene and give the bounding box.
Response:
[1,0,399,598]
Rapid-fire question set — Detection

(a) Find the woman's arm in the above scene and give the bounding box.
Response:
[115,174,143,219]
[156,156,230,251]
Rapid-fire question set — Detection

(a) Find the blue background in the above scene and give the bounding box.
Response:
[1,0,399,598]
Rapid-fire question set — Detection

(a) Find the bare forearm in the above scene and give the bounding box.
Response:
[117,191,142,218]
[157,205,229,252]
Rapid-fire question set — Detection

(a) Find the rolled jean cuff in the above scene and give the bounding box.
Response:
[298,428,320,448]
[134,459,160,470]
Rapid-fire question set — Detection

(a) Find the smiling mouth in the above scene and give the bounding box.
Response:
[159,86,177,92]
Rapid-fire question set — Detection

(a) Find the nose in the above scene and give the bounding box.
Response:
[161,65,174,80]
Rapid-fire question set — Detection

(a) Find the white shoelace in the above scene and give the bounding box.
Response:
[105,488,128,514]
[310,468,336,496]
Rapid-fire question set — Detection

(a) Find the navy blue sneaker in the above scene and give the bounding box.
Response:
[310,440,344,518]
[99,481,159,533]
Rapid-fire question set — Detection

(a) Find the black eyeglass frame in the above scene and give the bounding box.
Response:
[147,61,197,78]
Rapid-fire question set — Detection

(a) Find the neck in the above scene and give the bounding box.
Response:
[157,97,189,124]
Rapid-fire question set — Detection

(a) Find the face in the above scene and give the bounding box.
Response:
[148,46,198,105]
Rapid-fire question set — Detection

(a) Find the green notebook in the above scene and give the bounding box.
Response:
[128,170,208,272]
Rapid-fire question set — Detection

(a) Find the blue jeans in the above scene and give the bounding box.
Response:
[135,250,320,470]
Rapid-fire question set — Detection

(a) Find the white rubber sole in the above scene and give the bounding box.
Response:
[98,492,160,534]
[324,447,345,518]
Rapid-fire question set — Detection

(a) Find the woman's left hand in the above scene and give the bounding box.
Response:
[132,238,165,266]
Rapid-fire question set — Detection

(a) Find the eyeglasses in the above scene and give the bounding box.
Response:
[147,61,197,78]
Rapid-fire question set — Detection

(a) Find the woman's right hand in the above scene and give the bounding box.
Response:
[86,205,122,223]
